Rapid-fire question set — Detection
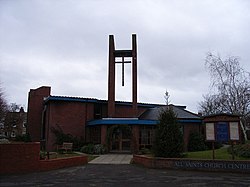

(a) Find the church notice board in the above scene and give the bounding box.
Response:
[205,122,240,142]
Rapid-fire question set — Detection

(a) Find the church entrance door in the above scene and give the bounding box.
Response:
[109,125,132,152]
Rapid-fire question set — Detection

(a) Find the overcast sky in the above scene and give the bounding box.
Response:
[1,0,250,113]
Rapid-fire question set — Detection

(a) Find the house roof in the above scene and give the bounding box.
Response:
[139,105,201,120]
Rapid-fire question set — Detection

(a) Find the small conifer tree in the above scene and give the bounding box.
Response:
[187,131,207,152]
[153,107,184,158]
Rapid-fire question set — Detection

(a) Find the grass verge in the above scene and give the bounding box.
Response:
[87,155,99,162]
[185,147,250,160]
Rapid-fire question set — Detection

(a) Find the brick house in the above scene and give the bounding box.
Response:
[3,107,27,138]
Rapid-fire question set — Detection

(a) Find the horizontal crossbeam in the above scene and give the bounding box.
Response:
[114,50,132,57]
[115,61,131,64]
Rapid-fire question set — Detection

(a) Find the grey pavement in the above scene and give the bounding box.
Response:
[89,154,133,164]
[1,164,250,187]
[1,154,250,187]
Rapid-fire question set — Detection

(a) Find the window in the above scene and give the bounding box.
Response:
[89,126,101,144]
[11,131,16,137]
[94,104,102,119]
[139,126,155,149]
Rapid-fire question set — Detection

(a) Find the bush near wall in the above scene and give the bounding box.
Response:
[51,126,84,151]
[228,143,250,158]
[188,132,207,152]
[80,144,107,154]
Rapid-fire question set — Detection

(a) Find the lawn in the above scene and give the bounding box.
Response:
[185,147,249,160]
[41,151,85,159]
[87,155,99,162]
[45,152,99,162]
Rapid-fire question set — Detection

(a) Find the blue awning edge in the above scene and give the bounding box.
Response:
[87,119,157,126]
[87,119,202,126]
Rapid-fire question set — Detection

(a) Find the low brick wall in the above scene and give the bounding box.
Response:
[0,142,88,175]
[0,142,40,174]
[133,155,250,173]
[40,156,87,171]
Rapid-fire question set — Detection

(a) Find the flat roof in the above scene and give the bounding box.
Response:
[45,96,163,108]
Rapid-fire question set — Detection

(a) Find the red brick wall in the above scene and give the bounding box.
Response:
[133,155,250,173]
[45,101,94,151]
[114,105,148,118]
[0,142,40,174]
[27,86,51,141]
[40,156,87,171]
[0,142,88,175]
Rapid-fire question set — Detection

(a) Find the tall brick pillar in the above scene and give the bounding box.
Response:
[27,86,51,142]
[108,35,115,118]
[132,34,138,117]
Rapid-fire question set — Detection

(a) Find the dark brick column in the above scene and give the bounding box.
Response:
[101,125,107,146]
[108,35,115,117]
[132,125,140,153]
[27,86,51,142]
[132,34,138,117]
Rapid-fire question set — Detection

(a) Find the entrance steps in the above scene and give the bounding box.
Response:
[89,154,132,164]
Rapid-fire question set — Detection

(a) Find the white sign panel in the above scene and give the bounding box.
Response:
[229,122,239,140]
[206,123,215,141]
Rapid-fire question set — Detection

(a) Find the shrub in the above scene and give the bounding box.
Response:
[80,144,107,154]
[205,142,223,150]
[95,144,107,154]
[188,132,207,152]
[153,107,184,158]
[40,151,46,160]
[227,143,250,158]
[80,144,94,154]
[51,126,84,151]
[14,133,31,142]
[138,148,152,155]
[0,138,10,144]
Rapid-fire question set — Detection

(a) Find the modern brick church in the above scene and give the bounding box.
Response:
[27,35,203,152]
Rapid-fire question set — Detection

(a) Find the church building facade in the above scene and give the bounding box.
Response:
[27,35,203,152]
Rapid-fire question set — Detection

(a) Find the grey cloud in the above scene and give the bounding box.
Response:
[1,0,249,113]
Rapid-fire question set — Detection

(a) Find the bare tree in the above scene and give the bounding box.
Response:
[0,84,8,124]
[199,52,250,140]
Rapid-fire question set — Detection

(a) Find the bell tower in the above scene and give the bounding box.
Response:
[108,34,137,117]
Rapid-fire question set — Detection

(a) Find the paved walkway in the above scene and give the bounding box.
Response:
[89,154,133,164]
[1,164,250,187]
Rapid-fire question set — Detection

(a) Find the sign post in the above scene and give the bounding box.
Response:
[205,123,215,160]
[205,121,240,160]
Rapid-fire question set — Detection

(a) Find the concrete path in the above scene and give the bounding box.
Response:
[89,154,133,164]
[1,164,250,187]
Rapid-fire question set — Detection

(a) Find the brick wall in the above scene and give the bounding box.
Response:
[115,105,148,118]
[133,155,250,173]
[0,142,40,174]
[45,101,94,151]
[40,156,87,172]
[0,142,88,175]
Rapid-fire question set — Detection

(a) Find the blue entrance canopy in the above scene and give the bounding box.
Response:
[87,118,202,126]
[87,118,157,126]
